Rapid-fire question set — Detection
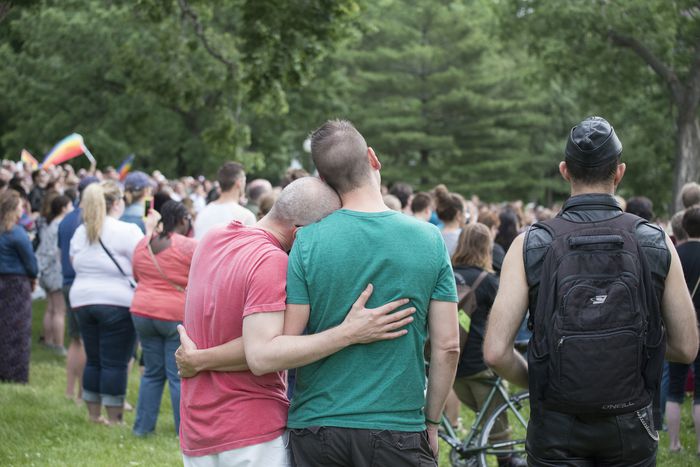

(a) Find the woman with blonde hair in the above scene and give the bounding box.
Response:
[70,181,147,424]
[452,223,524,467]
[0,190,38,383]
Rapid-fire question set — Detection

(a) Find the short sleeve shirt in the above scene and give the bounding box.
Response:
[286,209,457,432]
[130,233,198,322]
[179,222,289,456]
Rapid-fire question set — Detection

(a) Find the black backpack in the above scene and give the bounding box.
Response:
[528,213,665,415]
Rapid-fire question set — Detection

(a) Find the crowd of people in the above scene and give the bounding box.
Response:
[0,116,699,466]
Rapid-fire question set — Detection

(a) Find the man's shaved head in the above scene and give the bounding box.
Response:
[269,176,341,226]
[310,120,371,195]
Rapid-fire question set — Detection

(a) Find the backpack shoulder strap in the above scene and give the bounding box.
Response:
[456,270,489,311]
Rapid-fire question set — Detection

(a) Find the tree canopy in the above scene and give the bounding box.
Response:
[1,0,697,212]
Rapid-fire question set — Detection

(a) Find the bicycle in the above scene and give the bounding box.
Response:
[438,376,530,467]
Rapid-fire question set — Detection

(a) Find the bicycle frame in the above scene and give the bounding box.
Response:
[439,376,527,459]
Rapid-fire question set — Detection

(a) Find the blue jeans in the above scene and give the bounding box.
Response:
[76,305,136,406]
[131,315,181,435]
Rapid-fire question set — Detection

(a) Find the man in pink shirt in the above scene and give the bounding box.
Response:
[179,177,415,466]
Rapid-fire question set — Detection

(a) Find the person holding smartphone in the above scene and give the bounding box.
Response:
[121,171,155,234]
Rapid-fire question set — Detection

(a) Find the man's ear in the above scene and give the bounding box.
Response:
[559,161,571,182]
[613,163,626,187]
[368,147,381,171]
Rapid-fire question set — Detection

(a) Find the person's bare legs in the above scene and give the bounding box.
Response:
[105,405,124,425]
[65,337,85,400]
[42,292,54,346]
[666,401,682,451]
[86,401,103,423]
[49,291,66,348]
[445,389,461,428]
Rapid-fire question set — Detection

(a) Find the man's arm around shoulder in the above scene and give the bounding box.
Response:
[243,284,415,376]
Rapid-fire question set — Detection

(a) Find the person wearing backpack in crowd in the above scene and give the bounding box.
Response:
[666,206,700,456]
[452,223,525,467]
[483,116,698,466]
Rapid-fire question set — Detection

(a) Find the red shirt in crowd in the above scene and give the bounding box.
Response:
[179,222,289,456]
[131,233,197,322]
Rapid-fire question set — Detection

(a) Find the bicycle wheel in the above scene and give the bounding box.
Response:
[477,391,529,467]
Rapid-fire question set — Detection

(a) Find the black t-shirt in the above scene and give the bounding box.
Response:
[676,240,700,320]
[453,265,499,378]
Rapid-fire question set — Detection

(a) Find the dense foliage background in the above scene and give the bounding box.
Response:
[1,0,698,213]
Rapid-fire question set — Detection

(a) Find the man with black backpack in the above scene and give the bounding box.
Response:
[484,116,699,466]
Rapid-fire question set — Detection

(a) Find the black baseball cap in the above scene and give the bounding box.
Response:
[565,116,622,167]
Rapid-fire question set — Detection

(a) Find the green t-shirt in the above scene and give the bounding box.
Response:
[286,209,457,431]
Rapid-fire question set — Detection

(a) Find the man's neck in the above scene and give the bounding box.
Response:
[569,183,615,197]
[340,185,388,212]
[256,216,293,251]
[215,190,240,204]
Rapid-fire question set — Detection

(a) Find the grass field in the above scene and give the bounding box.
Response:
[0,300,698,466]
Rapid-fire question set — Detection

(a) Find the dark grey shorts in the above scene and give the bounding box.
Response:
[289,426,436,467]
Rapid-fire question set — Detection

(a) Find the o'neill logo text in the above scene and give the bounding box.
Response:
[602,401,634,410]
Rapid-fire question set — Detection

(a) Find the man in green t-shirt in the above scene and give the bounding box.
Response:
[285,120,460,466]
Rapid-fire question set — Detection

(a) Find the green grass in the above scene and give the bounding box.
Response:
[0,300,180,466]
[1,300,698,466]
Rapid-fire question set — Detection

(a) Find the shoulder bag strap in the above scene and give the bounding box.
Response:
[691,274,700,300]
[98,238,136,289]
[147,238,185,293]
[457,270,489,311]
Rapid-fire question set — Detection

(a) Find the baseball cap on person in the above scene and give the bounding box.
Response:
[78,176,99,193]
[124,171,155,191]
[565,116,623,167]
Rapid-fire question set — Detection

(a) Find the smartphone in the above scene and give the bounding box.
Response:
[143,196,153,220]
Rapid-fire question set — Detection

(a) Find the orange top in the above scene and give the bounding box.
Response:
[130,233,197,322]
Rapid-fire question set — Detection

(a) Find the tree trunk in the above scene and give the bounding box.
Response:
[419,148,429,185]
[672,115,700,213]
[0,3,11,24]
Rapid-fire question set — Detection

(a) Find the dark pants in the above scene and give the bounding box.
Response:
[75,305,136,406]
[526,404,657,466]
[667,353,700,404]
[289,426,436,467]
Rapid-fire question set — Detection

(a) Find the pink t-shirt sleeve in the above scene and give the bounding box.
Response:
[242,250,288,317]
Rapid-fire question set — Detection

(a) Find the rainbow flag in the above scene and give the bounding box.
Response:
[20,149,39,171]
[41,133,95,168]
[117,154,135,181]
